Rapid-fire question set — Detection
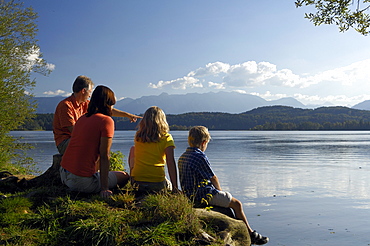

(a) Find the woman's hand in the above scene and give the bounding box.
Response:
[100,189,113,198]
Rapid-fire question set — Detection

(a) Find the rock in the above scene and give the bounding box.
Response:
[0,171,13,178]
[210,206,235,218]
[1,176,18,184]
[195,229,216,245]
[0,175,21,193]
[0,154,64,192]
[23,154,63,188]
[195,208,251,246]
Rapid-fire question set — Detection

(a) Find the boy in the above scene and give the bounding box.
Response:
[178,126,269,245]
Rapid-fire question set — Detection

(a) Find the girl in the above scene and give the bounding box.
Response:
[129,106,178,194]
[60,85,129,198]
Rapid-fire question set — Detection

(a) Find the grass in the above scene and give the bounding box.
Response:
[0,151,228,245]
[0,184,225,246]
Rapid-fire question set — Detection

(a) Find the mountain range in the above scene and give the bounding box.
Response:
[33,91,370,114]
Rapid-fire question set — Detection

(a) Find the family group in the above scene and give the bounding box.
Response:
[53,75,269,245]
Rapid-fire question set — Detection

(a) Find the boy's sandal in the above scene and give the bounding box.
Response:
[250,230,269,245]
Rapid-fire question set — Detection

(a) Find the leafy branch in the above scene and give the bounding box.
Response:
[295,0,370,35]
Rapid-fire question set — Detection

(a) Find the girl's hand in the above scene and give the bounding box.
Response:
[171,187,181,194]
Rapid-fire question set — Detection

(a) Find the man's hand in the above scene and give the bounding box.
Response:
[129,114,142,123]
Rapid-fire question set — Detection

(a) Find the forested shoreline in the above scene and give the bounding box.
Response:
[18,105,370,131]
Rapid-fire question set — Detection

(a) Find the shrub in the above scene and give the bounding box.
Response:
[110,151,125,171]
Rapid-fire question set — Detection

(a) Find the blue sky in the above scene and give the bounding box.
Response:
[26,0,370,107]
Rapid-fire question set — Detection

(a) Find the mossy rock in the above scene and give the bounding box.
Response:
[195,208,251,246]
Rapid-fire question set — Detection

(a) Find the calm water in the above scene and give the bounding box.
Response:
[10,130,370,246]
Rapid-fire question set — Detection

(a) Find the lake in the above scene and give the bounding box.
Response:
[10,130,370,246]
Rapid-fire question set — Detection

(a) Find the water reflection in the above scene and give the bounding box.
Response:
[10,130,370,246]
[10,130,370,202]
[204,131,370,205]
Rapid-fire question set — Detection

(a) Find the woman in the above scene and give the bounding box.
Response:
[129,106,178,194]
[60,85,129,198]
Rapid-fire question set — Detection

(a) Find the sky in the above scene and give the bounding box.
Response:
[25,0,370,107]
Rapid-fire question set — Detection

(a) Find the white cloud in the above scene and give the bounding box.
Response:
[266,69,302,87]
[149,60,304,90]
[150,59,370,91]
[149,76,202,90]
[223,61,264,87]
[250,91,288,100]
[306,59,370,86]
[23,46,56,72]
[232,89,248,94]
[208,81,225,89]
[188,61,230,77]
[45,63,56,71]
[148,59,370,106]
[293,93,370,106]
[248,91,370,107]
[43,89,69,96]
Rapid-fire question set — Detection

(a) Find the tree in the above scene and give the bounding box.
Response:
[0,0,51,171]
[295,0,370,35]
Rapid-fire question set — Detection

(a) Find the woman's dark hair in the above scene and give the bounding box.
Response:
[86,85,116,117]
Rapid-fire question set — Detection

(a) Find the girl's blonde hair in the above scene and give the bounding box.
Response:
[135,106,169,143]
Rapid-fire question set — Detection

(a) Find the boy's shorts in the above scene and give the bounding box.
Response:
[60,167,118,193]
[209,190,232,208]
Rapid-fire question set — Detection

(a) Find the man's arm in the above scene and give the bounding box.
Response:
[99,136,113,198]
[210,175,222,191]
[111,108,142,122]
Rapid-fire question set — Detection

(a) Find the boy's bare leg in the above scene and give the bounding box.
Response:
[229,197,269,244]
[229,197,253,233]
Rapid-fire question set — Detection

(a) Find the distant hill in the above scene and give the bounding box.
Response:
[34,96,65,113]
[34,92,306,114]
[164,105,370,130]
[352,100,370,111]
[23,105,370,131]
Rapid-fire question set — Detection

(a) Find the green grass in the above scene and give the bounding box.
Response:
[0,151,227,245]
[0,185,225,246]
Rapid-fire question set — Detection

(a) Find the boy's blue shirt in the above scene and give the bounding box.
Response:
[178,147,219,203]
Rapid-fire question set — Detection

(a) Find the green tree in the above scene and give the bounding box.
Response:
[0,0,51,171]
[296,0,370,35]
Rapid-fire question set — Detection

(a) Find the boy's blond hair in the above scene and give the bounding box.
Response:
[188,126,211,147]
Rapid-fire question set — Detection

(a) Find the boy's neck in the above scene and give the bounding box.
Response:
[190,145,203,150]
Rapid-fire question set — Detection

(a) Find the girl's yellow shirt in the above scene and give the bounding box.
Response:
[131,133,175,182]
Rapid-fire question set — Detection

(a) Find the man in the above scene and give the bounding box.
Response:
[53,75,140,154]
